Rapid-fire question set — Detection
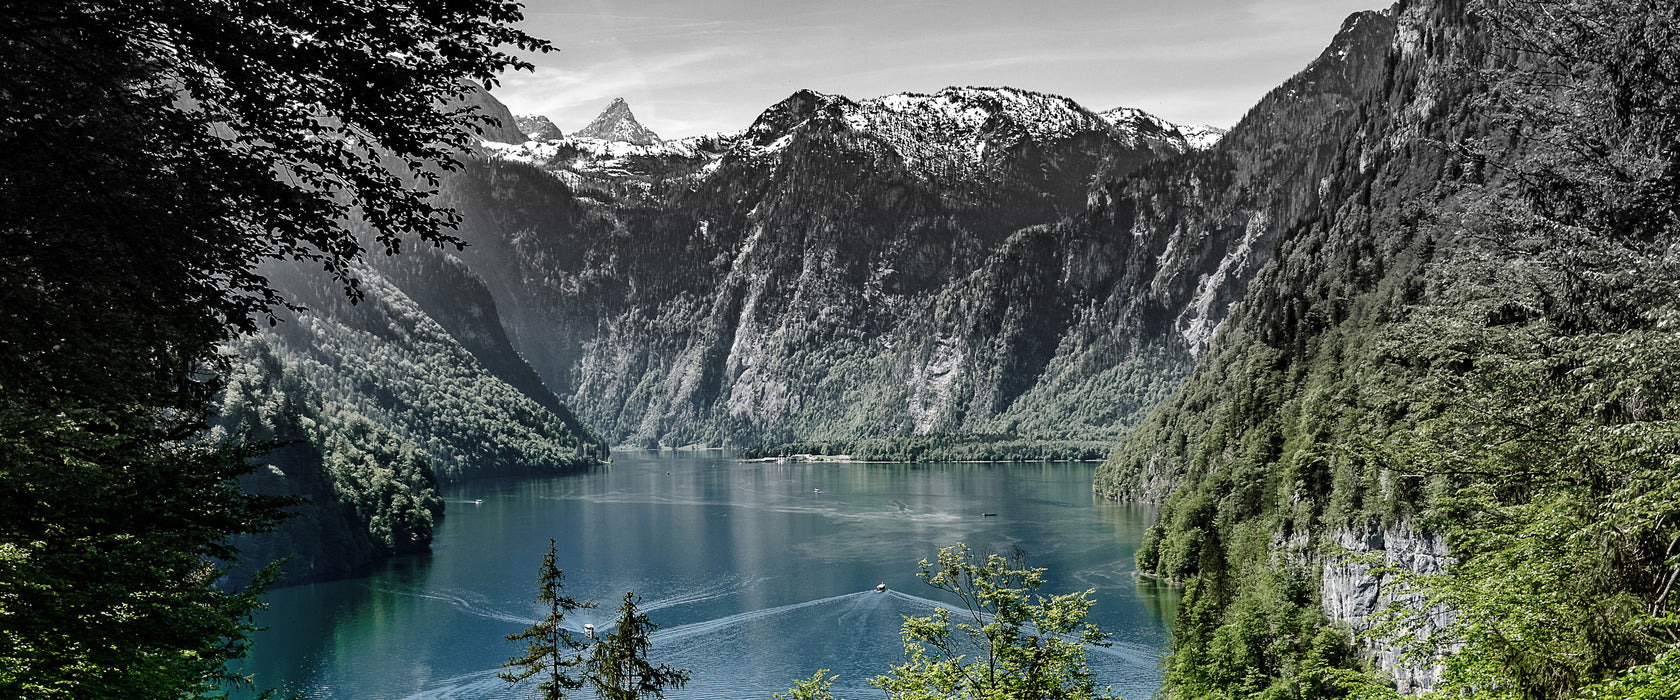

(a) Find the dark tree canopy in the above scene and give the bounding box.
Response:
[0,0,550,697]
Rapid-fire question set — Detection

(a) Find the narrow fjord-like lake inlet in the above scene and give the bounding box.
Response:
[239,451,1177,699]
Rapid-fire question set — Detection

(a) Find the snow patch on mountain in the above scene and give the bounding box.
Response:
[480,132,735,184]
[725,85,1131,182]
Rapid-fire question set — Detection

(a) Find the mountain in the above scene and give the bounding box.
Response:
[573,97,662,145]
[515,114,564,141]
[421,38,1398,455]
[1097,107,1225,154]
[480,132,735,205]
[223,5,1404,593]
[438,85,1212,450]
[1174,123,1227,150]
[211,0,1680,690]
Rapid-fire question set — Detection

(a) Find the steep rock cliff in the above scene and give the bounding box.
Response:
[1320,523,1453,693]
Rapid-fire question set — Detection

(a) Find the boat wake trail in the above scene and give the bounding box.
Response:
[399,669,503,700]
[653,591,876,644]
[372,586,530,625]
[639,575,763,615]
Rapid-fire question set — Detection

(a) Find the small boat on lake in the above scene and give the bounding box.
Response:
[876,582,887,593]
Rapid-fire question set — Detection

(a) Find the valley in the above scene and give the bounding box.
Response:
[204,0,1680,697]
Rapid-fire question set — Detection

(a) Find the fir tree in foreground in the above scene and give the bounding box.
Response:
[585,592,690,700]
[501,539,595,700]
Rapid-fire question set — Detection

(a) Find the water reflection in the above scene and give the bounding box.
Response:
[238,452,1173,699]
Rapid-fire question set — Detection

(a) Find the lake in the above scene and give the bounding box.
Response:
[237,450,1178,699]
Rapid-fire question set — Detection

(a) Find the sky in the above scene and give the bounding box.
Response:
[493,0,1384,139]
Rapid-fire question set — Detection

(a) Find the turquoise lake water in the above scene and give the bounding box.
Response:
[237,451,1177,699]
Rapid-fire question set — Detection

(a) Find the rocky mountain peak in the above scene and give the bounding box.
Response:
[515,114,563,141]
[746,89,857,146]
[1098,107,1226,154]
[574,97,662,145]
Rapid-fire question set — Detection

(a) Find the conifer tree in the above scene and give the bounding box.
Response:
[585,592,690,700]
[870,544,1115,700]
[501,539,594,700]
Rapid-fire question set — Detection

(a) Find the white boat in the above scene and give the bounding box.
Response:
[875,582,887,593]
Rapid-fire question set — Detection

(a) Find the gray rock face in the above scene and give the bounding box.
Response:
[1321,522,1455,694]
[574,98,661,145]
[446,84,528,143]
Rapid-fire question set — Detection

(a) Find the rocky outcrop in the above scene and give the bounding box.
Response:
[1322,523,1455,694]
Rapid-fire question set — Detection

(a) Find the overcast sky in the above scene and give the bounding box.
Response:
[493,0,1383,139]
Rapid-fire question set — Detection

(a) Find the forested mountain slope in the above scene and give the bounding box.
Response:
[1094,0,1680,696]
[214,256,606,585]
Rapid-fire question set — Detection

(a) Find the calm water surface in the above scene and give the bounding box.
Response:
[239,451,1178,699]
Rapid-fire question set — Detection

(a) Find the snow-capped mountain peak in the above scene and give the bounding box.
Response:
[730,85,1130,175]
[855,86,1113,143]
[1098,107,1226,153]
[574,98,662,145]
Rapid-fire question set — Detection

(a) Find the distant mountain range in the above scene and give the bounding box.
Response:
[233,10,1381,578]
[511,91,1224,154]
